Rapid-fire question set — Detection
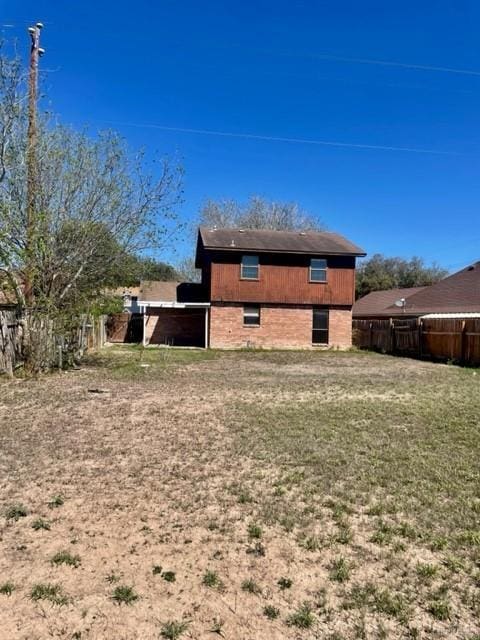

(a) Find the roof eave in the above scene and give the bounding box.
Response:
[201,245,366,257]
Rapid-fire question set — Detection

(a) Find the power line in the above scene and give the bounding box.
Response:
[100,120,459,156]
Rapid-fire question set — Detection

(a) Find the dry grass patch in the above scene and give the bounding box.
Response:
[0,346,479,638]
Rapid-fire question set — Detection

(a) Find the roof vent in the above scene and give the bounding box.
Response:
[299,231,306,235]
[238,229,245,233]
[230,239,235,247]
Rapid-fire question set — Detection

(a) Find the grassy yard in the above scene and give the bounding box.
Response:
[0,346,479,639]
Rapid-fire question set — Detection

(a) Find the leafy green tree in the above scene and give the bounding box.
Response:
[356,254,448,299]
[0,43,183,371]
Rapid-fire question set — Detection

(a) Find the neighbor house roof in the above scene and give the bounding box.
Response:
[384,262,480,315]
[110,286,140,298]
[139,280,207,304]
[353,287,426,318]
[197,226,366,257]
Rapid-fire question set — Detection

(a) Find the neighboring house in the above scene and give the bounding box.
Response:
[352,287,426,320]
[110,287,141,313]
[140,226,366,348]
[353,261,480,320]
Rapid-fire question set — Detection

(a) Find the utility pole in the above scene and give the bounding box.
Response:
[24,22,45,307]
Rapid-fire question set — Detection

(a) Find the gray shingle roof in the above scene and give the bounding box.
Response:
[198,226,366,256]
[353,287,426,317]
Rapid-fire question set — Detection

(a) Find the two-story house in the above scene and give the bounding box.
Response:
[139,227,366,349]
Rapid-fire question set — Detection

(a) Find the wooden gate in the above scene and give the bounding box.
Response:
[106,313,143,343]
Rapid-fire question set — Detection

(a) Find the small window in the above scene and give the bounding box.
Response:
[310,258,327,282]
[243,304,260,326]
[312,308,329,344]
[241,255,259,279]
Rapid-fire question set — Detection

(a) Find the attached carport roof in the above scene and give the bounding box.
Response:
[139,280,209,307]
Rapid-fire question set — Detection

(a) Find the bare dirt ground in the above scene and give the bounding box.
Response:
[0,347,479,640]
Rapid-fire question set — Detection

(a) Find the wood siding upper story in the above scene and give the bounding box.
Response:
[206,251,356,305]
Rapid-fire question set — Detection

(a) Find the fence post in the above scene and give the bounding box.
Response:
[418,318,423,359]
[460,320,467,365]
[369,322,373,349]
[389,318,395,353]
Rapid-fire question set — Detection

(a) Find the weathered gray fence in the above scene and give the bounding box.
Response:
[0,311,107,375]
[353,317,480,366]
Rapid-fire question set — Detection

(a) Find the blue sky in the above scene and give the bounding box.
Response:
[2,1,479,269]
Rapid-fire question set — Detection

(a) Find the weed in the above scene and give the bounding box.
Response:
[162,571,176,583]
[202,570,222,589]
[32,517,50,531]
[416,563,438,581]
[0,582,14,595]
[247,522,262,539]
[430,536,448,552]
[5,504,27,521]
[277,577,292,590]
[105,572,120,584]
[238,491,253,504]
[241,578,261,594]
[300,535,322,551]
[48,495,64,508]
[428,598,451,621]
[263,605,280,619]
[30,583,68,605]
[112,585,139,605]
[209,617,225,635]
[442,555,464,573]
[335,523,353,545]
[51,550,81,568]
[329,557,351,583]
[286,601,315,629]
[246,541,266,557]
[152,565,163,575]
[374,589,409,622]
[160,620,189,639]
[370,520,394,546]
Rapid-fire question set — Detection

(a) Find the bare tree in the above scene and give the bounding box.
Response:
[199,195,325,231]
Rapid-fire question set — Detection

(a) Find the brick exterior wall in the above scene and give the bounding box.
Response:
[145,309,206,347]
[209,304,352,349]
[328,308,352,348]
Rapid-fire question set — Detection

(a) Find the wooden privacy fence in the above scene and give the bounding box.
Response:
[106,313,143,343]
[0,311,107,375]
[353,317,480,366]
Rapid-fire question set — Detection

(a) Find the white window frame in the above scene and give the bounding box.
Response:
[243,304,260,326]
[241,255,259,280]
[310,258,327,283]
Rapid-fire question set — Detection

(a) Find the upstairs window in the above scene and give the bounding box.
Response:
[241,255,259,279]
[243,304,260,326]
[310,258,327,282]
